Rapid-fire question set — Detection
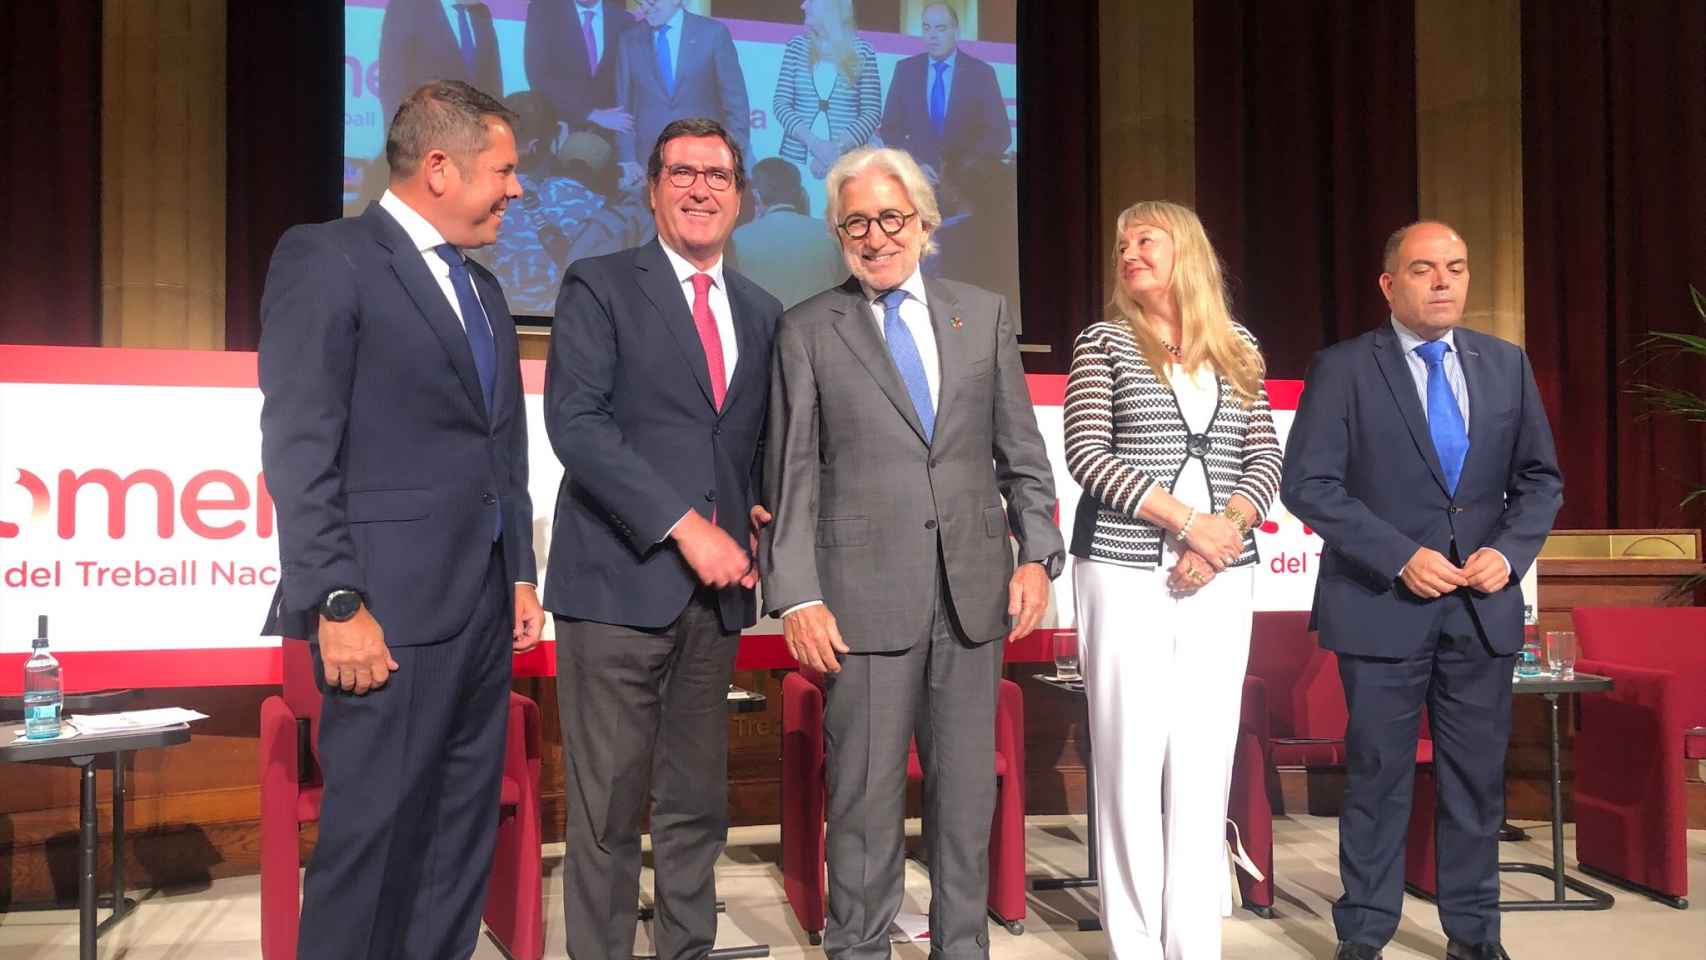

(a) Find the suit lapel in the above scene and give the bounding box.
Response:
[471,266,515,426]
[1456,329,1488,480]
[830,278,928,444]
[1371,322,1450,494]
[674,14,702,104]
[369,204,488,421]
[635,240,718,411]
[923,279,960,443]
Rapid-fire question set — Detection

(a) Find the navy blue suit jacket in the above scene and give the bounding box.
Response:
[542,240,781,631]
[524,0,626,130]
[878,50,1009,171]
[613,12,751,167]
[378,0,503,123]
[1280,323,1562,657]
[258,202,534,644]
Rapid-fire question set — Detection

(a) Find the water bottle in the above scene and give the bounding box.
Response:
[23,615,63,740]
[1515,604,1542,679]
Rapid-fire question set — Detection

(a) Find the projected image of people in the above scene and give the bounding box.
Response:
[343,0,1020,321]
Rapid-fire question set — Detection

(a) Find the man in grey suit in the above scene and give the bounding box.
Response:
[760,146,1063,959]
[615,0,751,189]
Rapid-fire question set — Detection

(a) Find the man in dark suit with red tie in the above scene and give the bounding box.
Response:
[1282,222,1563,960]
[878,2,1010,181]
[543,117,782,960]
[524,0,635,144]
[258,80,544,959]
[378,0,504,124]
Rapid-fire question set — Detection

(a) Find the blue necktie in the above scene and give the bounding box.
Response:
[1414,339,1468,494]
[655,25,674,96]
[879,290,935,442]
[929,60,948,137]
[433,244,496,415]
[454,4,477,74]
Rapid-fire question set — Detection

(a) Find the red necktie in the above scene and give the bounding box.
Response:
[691,273,727,410]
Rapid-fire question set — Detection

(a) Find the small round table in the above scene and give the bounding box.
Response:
[0,720,191,960]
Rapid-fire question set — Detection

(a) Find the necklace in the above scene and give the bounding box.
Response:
[1159,338,1183,361]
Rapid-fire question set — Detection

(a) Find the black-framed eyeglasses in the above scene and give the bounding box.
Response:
[837,209,917,239]
[665,164,735,191]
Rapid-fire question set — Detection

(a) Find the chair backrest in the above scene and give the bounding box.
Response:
[1572,605,1706,725]
[280,637,324,772]
[1248,611,1347,740]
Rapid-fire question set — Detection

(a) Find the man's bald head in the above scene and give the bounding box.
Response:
[1380,221,1470,339]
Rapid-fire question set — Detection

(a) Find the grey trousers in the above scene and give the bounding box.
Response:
[555,592,741,960]
[821,579,1003,960]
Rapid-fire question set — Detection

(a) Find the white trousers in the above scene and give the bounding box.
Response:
[1074,556,1254,960]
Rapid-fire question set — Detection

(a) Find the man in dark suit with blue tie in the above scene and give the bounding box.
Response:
[1282,222,1563,960]
[258,80,544,959]
[878,2,1010,181]
[378,0,503,125]
[544,117,782,960]
[524,0,634,143]
[612,0,751,189]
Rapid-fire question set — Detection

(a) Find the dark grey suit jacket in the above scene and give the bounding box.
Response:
[760,276,1062,649]
[614,11,751,166]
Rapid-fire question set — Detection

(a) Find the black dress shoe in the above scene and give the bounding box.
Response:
[1334,943,1384,960]
[1445,941,1510,960]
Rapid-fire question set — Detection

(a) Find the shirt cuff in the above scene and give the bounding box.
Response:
[660,508,693,545]
[781,599,825,618]
[514,581,536,587]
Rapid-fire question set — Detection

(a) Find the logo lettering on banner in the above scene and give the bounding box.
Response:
[0,468,274,540]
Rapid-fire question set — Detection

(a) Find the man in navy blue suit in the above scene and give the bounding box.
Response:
[543,117,782,960]
[1282,222,1562,960]
[524,0,635,144]
[611,0,751,190]
[878,2,1010,181]
[378,0,503,125]
[258,80,544,960]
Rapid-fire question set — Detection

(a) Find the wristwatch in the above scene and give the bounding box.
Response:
[320,588,364,622]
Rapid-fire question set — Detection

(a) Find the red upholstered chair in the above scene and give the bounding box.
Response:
[1567,606,1704,908]
[258,638,546,959]
[1227,675,1276,916]
[780,669,1027,942]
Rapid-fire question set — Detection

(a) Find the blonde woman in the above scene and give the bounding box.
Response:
[772,0,881,178]
[1063,201,1283,959]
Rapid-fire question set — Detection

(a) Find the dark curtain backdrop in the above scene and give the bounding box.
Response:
[224,0,344,351]
[1523,0,1706,531]
[0,2,102,346]
[1014,2,1099,373]
[1193,0,1418,380]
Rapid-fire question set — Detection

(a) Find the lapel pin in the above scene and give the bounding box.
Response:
[951,315,963,330]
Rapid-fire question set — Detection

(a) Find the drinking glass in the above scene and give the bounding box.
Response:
[1544,630,1578,680]
[1052,629,1081,681]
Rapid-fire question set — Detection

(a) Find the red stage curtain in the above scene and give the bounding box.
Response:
[0,2,101,346]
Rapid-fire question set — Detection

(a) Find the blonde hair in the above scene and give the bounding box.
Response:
[824,146,941,256]
[808,0,862,84]
[1108,201,1264,402]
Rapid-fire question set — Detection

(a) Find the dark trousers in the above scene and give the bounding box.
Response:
[821,572,1003,960]
[1334,596,1516,948]
[299,546,513,960]
[555,590,741,960]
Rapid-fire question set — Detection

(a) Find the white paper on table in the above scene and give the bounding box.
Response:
[67,708,208,735]
[888,912,930,942]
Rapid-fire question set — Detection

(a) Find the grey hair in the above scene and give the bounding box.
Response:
[823,146,941,256]
[386,80,518,180]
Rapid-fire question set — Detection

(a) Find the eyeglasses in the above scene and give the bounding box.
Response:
[837,209,917,239]
[664,164,735,192]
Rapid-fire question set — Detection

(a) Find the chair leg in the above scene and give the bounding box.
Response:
[1576,864,1689,910]
[987,905,1024,935]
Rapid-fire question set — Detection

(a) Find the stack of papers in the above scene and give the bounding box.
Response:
[68,707,208,735]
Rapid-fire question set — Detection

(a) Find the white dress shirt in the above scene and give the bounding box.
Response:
[657,239,739,387]
[379,190,491,337]
[574,0,604,70]
[860,267,941,411]
[923,50,957,117]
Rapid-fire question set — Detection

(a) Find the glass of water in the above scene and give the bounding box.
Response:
[1052,629,1081,681]
[1544,631,1578,680]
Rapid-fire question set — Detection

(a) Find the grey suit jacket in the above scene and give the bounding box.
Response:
[760,276,1063,650]
[615,11,751,166]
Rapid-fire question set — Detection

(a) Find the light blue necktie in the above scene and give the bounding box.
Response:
[654,24,674,96]
[1414,339,1468,494]
[929,60,949,137]
[454,4,477,74]
[879,289,934,442]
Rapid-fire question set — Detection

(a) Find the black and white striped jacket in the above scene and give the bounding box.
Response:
[1064,319,1284,569]
[772,35,882,167]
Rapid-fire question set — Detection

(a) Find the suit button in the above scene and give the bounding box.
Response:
[705,490,717,502]
[481,493,497,505]
[1449,506,1463,514]
[930,458,940,468]
[713,425,722,436]
[925,520,937,530]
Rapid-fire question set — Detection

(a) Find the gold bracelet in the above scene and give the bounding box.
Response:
[1223,504,1250,536]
